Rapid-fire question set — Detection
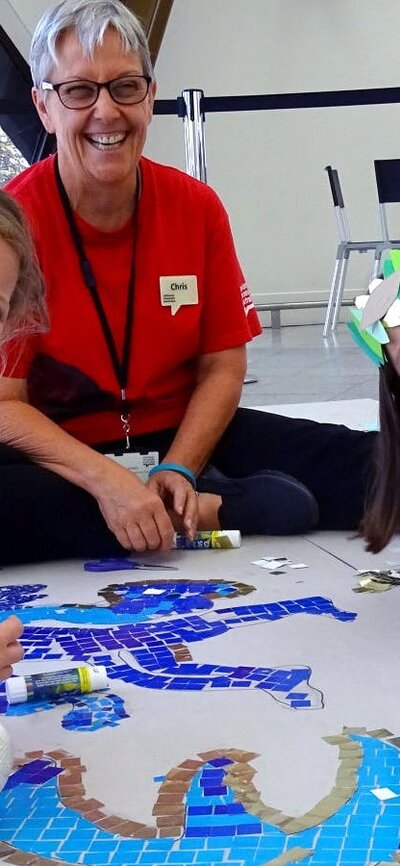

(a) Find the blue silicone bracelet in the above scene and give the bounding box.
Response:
[148,462,196,489]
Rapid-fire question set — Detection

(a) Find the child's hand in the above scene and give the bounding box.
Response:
[0,616,24,681]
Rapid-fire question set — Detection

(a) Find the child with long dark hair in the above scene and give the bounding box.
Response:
[349,254,400,553]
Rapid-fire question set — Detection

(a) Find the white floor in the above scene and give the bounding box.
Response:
[251,397,379,431]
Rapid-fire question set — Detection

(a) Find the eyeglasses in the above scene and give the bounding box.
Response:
[40,75,152,109]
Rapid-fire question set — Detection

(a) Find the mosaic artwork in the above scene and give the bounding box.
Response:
[0,729,400,865]
[0,579,397,865]
[0,582,356,716]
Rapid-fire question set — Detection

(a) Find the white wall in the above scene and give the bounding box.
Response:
[4,0,400,319]
[144,0,400,318]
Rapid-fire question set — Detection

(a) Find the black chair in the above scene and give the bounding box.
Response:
[374,159,400,244]
[323,165,385,336]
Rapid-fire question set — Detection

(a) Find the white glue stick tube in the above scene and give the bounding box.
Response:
[6,664,108,705]
[173,530,241,550]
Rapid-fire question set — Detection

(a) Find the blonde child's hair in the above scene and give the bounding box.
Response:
[0,189,48,347]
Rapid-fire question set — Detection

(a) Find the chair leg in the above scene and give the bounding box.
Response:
[331,253,349,331]
[323,243,345,337]
[371,248,382,281]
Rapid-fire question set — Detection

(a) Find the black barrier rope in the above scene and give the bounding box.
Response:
[153,85,400,117]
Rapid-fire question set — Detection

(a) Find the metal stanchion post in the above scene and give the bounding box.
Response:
[180,88,257,385]
[181,89,207,182]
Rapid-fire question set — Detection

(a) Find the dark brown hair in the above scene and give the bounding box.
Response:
[361,353,400,552]
[0,189,47,347]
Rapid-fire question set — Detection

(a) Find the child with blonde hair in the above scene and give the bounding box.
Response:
[0,189,47,680]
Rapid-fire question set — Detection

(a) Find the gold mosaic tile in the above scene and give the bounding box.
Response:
[261,848,314,865]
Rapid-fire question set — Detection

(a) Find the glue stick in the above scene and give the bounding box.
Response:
[173,530,241,550]
[5,664,108,705]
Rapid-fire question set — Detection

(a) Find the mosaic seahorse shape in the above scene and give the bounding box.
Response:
[0,734,399,865]
[0,582,356,713]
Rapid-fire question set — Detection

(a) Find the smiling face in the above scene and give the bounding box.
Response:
[32,27,156,201]
[0,238,19,338]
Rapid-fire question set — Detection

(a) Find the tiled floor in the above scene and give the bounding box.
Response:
[240,322,378,407]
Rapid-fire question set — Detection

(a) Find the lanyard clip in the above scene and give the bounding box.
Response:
[120,389,131,450]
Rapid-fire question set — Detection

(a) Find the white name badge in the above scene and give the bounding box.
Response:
[105,451,159,482]
[159,275,198,316]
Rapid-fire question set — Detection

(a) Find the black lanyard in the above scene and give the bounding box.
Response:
[54,156,140,449]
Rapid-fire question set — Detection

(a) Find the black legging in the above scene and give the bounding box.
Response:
[0,408,376,565]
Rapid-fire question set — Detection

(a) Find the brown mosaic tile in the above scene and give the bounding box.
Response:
[5,856,41,866]
[133,827,157,839]
[61,796,87,808]
[156,815,185,828]
[81,808,105,822]
[96,816,126,830]
[197,750,224,761]
[152,804,184,816]
[157,793,183,805]
[179,759,203,770]
[46,750,68,760]
[60,769,82,784]
[117,821,148,835]
[61,784,85,797]
[165,768,194,781]
[163,770,188,794]
[158,827,181,839]
[77,797,105,810]
[60,757,81,767]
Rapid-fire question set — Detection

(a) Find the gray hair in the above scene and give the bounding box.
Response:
[30,0,154,88]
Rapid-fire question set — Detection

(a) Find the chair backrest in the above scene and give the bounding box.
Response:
[325,165,345,209]
[374,159,400,204]
[325,165,350,241]
[374,159,400,242]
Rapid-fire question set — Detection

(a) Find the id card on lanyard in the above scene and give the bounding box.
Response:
[105,450,159,482]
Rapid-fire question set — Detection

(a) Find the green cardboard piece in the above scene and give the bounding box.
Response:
[347,316,384,366]
[383,257,395,277]
[390,249,400,270]
[360,270,400,329]
[369,320,389,343]
[350,311,385,355]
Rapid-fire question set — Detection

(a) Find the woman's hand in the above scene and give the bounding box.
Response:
[96,459,175,552]
[0,616,24,681]
[147,470,198,538]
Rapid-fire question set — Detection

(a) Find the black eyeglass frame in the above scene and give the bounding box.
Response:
[40,74,152,109]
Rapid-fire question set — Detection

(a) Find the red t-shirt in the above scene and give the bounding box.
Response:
[5,155,261,445]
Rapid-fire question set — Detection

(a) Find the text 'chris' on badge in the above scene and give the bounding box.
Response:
[159,275,198,316]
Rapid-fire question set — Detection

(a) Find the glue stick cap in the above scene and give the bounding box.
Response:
[89,665,108,691]
[6,676,27,705]
[223,530,241,548]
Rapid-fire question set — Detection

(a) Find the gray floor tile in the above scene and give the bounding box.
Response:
[241,323,378,406]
